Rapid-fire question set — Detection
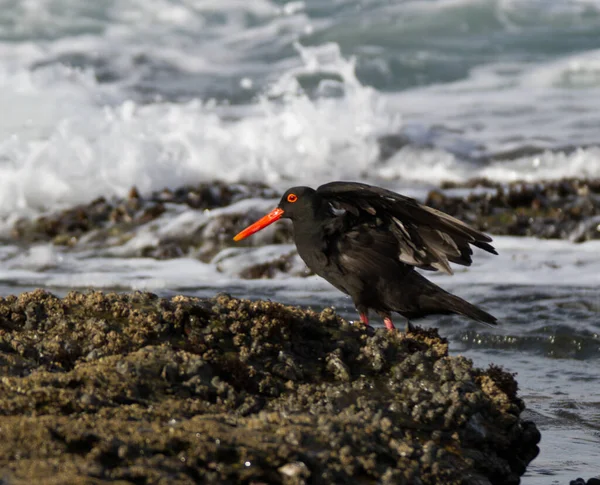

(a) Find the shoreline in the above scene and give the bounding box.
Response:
[3,177,598,284]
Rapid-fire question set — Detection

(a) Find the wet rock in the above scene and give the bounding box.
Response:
[279,461,311,484]
[0,290,539,484]
[238,251,303,279]
[7,181,279,248]
[571,478,600,485]
[430,178,600,241]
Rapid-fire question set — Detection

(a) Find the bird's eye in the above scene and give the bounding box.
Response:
[287,193,298,203]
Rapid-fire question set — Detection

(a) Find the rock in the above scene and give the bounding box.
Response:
[5,178,598,280]
[0,290,539,484]
[279,461,311,484]
[7,181,278,248]
[571,478,600,485]
[429,178,600,241]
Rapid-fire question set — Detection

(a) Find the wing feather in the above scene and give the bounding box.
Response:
[317,181,497,273]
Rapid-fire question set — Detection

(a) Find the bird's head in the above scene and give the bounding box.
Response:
[233,186,316,241]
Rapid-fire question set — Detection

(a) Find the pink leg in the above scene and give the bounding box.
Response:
[359,312,369,326]
[383,316,396,331]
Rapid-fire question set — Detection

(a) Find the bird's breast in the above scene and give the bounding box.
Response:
[294,231,329,272]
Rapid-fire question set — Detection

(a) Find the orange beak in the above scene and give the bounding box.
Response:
[233,208,284,241]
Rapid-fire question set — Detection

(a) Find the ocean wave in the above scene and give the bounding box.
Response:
[1,0,599,216]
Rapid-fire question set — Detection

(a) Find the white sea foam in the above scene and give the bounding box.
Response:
[0,42,399,216]
[1,0,599,219]
[2,47,599,218]
[480,147,600,182]
[377,145,600,184]
[0,236,597,293]
[388,49,600,155]
[427,236,600,287]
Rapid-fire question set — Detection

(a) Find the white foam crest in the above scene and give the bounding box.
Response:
[3,245,62,271]
[0,64,112,138]
[389,49,600,155]
[99,198,278,258]
[377,145,600,184]
[376,147,464,183]
[520,49,600,89]
[212,244,301,278]
[427,236,600,287]
[480,147,600,182]
[246,43,398,184]
[0,43,398,216]
[0,0,310,80]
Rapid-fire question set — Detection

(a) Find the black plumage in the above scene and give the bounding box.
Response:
[234,181,497,330]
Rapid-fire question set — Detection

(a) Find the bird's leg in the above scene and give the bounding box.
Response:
[406,319,414,333]
[358,311,369,326]
[356,309,375,336]
[383,317,396,331]
[377,311,396,331]
[355,305,370,326]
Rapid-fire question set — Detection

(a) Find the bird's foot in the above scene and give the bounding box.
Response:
[353,313,374,335]
[383,316,396,331]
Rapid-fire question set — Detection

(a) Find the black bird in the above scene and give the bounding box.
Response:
[234,181,497,331]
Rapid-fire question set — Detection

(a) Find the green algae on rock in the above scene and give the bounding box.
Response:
[0,290,539,484]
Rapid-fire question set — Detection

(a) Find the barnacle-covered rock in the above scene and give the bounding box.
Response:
[429,178,600,242]
[0,290,539,484]
[7,182,281,256]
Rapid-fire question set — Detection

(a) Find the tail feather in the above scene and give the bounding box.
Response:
[387,271,498,326]
[419,289,497,326]
[434,292,497,326]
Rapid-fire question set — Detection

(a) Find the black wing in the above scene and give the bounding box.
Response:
[316,181,497,275]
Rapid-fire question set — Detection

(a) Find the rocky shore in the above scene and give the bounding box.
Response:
[429,178,600,243]
[7,182,285,262]
[3,177,598,282]
[0,290,539,484]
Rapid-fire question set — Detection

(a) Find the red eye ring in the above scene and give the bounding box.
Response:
[287,193,298,203]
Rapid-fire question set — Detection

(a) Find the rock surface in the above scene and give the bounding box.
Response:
[430,178,600,242]
[570,478,600,485]
[7,182,284,261]
[0,290,540,484]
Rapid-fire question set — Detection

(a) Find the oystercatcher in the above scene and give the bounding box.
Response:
[234,182,497,330]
